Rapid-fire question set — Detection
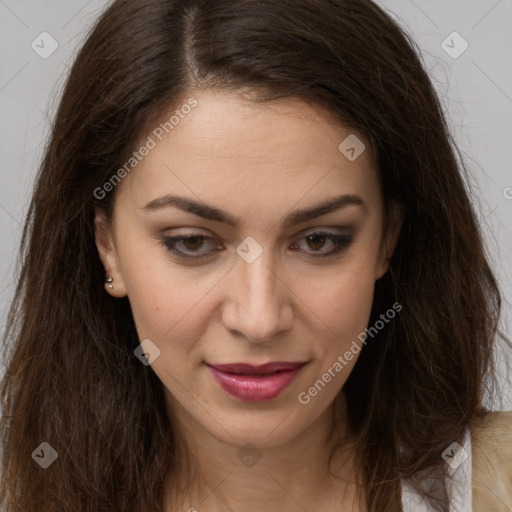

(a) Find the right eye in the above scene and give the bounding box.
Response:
[160,234,225,261]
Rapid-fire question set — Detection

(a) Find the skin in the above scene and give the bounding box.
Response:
[95,89,402,511]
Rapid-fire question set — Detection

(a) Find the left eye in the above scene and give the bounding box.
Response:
[160,231,353,261]
[290,232,353,257]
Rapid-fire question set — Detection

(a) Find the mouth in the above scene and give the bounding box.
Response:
[205,361,307,402]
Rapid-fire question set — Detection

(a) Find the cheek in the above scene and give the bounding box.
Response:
[293,264,376,409]
[298,257,378,344]
[116,234,216,348]
[125,275,218,350]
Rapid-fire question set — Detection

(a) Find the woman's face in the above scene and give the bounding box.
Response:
[95,89,399,449]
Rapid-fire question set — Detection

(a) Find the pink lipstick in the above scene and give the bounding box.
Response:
[206,361,306,402]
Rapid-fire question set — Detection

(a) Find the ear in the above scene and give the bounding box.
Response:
[375,202,404,280]
[94,209,127,297]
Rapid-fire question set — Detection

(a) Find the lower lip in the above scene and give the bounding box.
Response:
[207,364,304,402]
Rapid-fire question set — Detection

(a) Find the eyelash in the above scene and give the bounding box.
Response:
[160,231,353,261]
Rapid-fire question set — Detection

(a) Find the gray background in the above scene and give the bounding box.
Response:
[1,0,511,410]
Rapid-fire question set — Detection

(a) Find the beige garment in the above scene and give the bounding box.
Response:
[471,410,512,511]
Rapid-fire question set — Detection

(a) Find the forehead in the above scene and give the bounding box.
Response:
[115,90,380,218]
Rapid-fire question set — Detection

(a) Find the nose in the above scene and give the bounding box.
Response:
[220,246,294,343]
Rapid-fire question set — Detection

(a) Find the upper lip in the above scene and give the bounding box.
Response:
[207,361,306,374]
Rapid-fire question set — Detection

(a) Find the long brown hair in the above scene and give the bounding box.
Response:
[1,0,507,510]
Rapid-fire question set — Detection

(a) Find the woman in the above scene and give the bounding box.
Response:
[1,0,511,510]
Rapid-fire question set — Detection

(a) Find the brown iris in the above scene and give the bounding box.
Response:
[182,236,205,251]
[306,234,327,251]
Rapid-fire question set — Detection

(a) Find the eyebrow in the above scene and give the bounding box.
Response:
[142,193,365,227]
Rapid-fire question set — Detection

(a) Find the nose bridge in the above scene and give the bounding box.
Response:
[224,239,293,341]
[242,251,278,305]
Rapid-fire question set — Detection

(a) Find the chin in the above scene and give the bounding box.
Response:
[203,405,315,448]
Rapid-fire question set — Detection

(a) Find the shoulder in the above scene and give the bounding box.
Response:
[470,410,512,511]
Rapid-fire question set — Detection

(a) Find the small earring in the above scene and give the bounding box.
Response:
[105,276,114,289]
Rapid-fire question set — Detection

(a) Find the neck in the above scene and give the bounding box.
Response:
[163,393,365,512]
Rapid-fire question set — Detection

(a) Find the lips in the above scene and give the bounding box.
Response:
[206,361,306,402]
[209,361,305,375]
